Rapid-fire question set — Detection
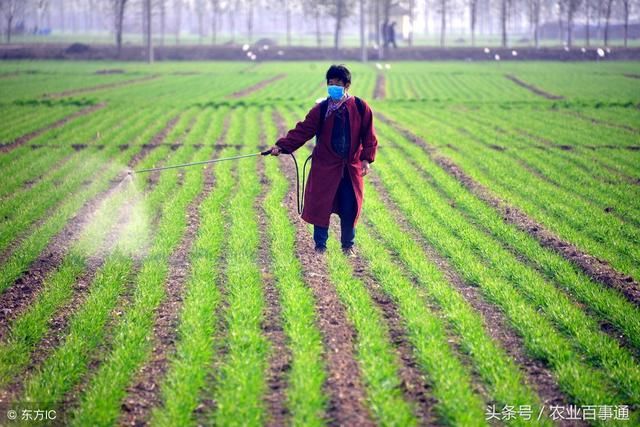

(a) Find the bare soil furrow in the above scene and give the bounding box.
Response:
[0,115,183,340]
[378,113,640,307]
[504,74,564,100]
[227,74,286,99]
[343,240,438,425]
[44,75,159,99]
[273,110,375,427]
[256,156,291,427]
[118,117,231,425]
[368,170,575,414]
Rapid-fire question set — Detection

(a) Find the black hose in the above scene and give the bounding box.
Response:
[262,148,312,215]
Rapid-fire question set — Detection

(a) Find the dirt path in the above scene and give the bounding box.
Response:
[367,164,577,416]
[273,111,375,427]
[377,113,640,307]
[0,114,181,341]
[44,75,159,99]
[373,73,386,100]
[118,118,230,426]
[0,103,106,153]
[504,74,564,100]
[227,74,286,99]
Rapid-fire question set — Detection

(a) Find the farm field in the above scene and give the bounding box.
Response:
[0,60,639,426]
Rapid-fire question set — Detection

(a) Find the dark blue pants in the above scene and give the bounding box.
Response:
[314,169,357,249]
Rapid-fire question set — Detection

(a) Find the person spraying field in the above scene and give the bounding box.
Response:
[268,64,378,255]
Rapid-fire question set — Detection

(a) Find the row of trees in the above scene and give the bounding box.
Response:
[1,0,637,54]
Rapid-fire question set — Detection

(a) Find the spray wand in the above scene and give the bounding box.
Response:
[131,148,312,215]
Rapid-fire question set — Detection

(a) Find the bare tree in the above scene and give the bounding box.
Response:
[1,0,25,43]
[603,0,613,45]
[159,0,166,45]
[424,0,429,35]
[407,0,415,46]
[302,0,325,47]
[360,0,367,61]
[585,0,591,45]
[621,0,629,46]
[113,0,127,56]
[245,0,254,43]
[469,0,479,45]
[228,0,236,43]
[210,0,219,43]
[528,0,542,47]
[557,0,566,44]
[439,0,447,46]
[334,0,346,50]
[566,0,582,47]
[146,0,153,62]
[284,0,292,46]
[595,0,603,39]
[60,0,65,32]
[324,0,353,51]
[500,0,510,47]
[195,0,206,43]
[35,0,51,34]
[174,0,182,44]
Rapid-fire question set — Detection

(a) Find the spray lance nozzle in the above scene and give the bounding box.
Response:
[130,147,309,215]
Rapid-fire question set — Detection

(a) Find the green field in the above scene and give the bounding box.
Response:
[0,60,639,426]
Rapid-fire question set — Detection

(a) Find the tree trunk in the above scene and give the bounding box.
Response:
[567,6,574,47]
[198,3,204,43]
[146,0,153,63]
[161,0,166,45]
[603,0,612,45]
[210,0,217,44]
[142,0,147,46]
[116,0,126,57]
[440,0,446,47]
[60,0,65,32]
[470,0,477,46]
[557,1,564,45]
[408,0,415,46]
[315,8,321,47]
[360,0,367,61]
[424,0,429,35]
[501,0,507,47]
[376,0,382,57]
[334,0,344,52]
[246,0,253,43]
[623,0,629,47]
[230,7,235,43]
[586,0,590,46]
[7,15,13,43]
[534,0,540,48]
[175,0,182,45]
[286,1,291,46]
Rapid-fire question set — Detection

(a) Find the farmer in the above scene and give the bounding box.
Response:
[269,64,378,256]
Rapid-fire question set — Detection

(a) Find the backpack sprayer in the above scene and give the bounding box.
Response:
[132,96,365,215]
[131,148,312,215]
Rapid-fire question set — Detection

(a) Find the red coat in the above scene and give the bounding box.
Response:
[276,96,378,228]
